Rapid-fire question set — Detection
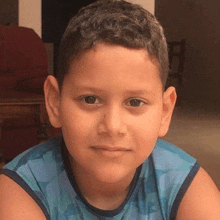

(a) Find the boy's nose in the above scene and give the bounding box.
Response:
[97,106,127,137]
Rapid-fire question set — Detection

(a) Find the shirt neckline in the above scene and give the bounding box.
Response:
[60,136,143,217]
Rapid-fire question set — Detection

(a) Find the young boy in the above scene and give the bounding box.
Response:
[0,0,219,219]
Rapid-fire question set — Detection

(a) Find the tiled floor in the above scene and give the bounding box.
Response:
[162,100,220,189]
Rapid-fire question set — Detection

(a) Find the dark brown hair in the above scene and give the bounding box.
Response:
[57,0,169,89]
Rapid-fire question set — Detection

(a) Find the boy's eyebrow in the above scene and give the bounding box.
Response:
[74,86,105,93]
[124,90,158,98]
[74,85,155,96]
[124,90,152,95]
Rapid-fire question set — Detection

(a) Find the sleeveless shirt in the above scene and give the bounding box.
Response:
[1,135,199,220]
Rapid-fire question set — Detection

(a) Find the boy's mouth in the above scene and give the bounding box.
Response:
[91,145,131,158]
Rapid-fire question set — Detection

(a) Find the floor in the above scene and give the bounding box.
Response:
[162,99,220,189]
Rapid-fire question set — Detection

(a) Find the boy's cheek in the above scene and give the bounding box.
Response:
[61,114,94,143]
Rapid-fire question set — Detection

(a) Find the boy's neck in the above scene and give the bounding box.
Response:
[70,159,136,210]
[84,184,130,210]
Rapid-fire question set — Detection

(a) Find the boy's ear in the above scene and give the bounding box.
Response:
[158,86,177,137]
[44,75,62,128]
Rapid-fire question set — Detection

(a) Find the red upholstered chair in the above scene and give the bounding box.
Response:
[0,26,49,94]
[0,26,51,162]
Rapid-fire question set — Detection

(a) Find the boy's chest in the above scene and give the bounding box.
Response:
[49,188,167,220]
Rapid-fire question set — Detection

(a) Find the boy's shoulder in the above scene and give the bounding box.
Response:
[138,139,200,219]
[1,135,66,219]
[152,139,198,168]
[3,135,63,172]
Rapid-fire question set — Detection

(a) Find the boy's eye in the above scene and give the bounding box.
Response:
[82,95,99,104]
[127,99,144,107]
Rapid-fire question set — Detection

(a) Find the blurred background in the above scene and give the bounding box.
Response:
[0,0,219,188]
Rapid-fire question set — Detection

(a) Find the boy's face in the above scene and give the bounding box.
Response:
[45,43,176,184]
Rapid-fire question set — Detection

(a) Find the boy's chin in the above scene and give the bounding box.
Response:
[92,165,136,185]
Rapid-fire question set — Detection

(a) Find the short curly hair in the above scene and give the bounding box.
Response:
[57,0,169,89]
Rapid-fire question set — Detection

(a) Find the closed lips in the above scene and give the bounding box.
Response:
[91,146,130,151]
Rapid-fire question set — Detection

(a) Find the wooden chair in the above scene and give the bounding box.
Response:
[167,39,186,88]
[0,26,50,161]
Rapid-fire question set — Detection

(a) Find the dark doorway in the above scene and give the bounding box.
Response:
[42,0,96,75]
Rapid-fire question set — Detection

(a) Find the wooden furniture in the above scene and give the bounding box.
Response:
[167,39,186,87]
[0,92,49,141]
[0,26,50,162]
[0,92,50,161]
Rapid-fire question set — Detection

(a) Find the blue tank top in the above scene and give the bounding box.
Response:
[1,135,199,220]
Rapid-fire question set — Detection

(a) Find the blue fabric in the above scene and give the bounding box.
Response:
[1,135,199,220]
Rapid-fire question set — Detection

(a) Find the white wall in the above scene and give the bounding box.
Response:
[128,0,155,14]
[18,0,41,37]
[17,0,154,38]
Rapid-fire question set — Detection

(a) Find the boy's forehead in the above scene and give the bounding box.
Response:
[69,43,160,73]
[64,43,163,94]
